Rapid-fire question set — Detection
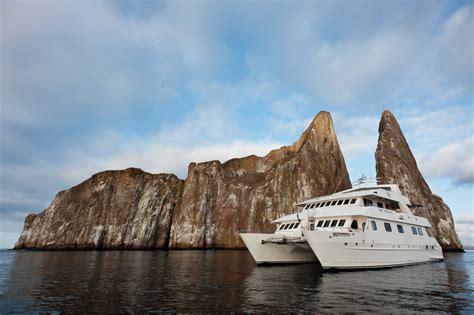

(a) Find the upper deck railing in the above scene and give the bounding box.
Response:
[351,174,380,187]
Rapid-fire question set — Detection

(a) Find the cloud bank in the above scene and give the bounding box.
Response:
[1,0,472,248]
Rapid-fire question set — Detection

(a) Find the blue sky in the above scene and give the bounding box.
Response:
[0,0,473,248]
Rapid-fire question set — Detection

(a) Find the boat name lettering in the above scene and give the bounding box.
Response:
[333,232,351,237]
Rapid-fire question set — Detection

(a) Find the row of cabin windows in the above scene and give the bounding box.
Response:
[316,219,346,228]
[314,218,425,236]
[278,222,300,230]
[305,199,357,209]
[363,198,399,210]
[378,221,424,235]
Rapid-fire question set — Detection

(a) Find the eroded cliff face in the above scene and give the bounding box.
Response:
[169,111,351,248]
[15,168,183,249]
[15,111,351,250]
[376,110,463,251]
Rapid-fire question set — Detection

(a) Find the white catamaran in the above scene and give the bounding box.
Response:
[240,177,443,269]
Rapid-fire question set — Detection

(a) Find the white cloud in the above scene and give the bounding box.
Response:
[0,1,228,126]
[434,4,473,93]
[420,137,474,186]
[1,0,473,250]
[395,105,473,186]
[455,216,474,247]
[0,96,285,214]
[264,94,313,136]
[401,106,472,147]
[332,113,379,157]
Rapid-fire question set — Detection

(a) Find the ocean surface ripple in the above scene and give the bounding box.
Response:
[0,250,473,313]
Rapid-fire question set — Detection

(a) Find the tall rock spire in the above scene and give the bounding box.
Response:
[376,110,463,251]
[15,111,351,250]
[169,111,351,248]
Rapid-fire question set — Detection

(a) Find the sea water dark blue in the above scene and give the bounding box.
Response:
[0,250,472,313]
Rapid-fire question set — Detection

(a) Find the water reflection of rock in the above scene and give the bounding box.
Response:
[2,251,472,313]
[4,250,255,313]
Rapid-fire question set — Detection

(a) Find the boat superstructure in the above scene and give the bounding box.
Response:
[301,177,443,269]
[239,212,317,264]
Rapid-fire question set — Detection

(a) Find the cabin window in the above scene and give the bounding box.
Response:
[350,199,357,204]
[310,204,315,209]
[288,223,295,229]
[338,219,346,227]
[351,220,358,229]
[337,200,344,205]
[364,198,373,206]
[323,220,331,227]
[417,227,424,235]
[411,227,418,235]
[317,220,324,227]
[280,224,286,230]
[343,199,350,205]
[304,205,309,209]
[397,224,404,233]
[385,203,391,210]
[315,203,321,208]
[283,224,291,230]
[330,200,337,206]
[330,220,338,227]
[384,222,392,232]
[377,202,384,208]
[371,220,377,230]
[320,202,326,207]
[293,222,300,229]
[279,224,284,230]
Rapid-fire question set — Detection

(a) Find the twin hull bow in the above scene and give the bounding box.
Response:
[239,233,317,264]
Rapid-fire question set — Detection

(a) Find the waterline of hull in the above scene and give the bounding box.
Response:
[303,229,443,270]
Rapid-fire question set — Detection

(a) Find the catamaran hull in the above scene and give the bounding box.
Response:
[303,230,443,270]
[239,233,318,264]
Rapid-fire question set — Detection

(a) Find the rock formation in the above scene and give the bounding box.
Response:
[15,111,351,250]
[15,168,183,249]
[169,111,352,248]
[376,110,463,251]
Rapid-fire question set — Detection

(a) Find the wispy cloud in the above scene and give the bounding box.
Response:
[455,217,474,246]
[1,0,472,249]
[420,137,474,186]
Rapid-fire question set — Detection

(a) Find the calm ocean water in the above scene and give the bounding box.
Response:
[0,249,472,313]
